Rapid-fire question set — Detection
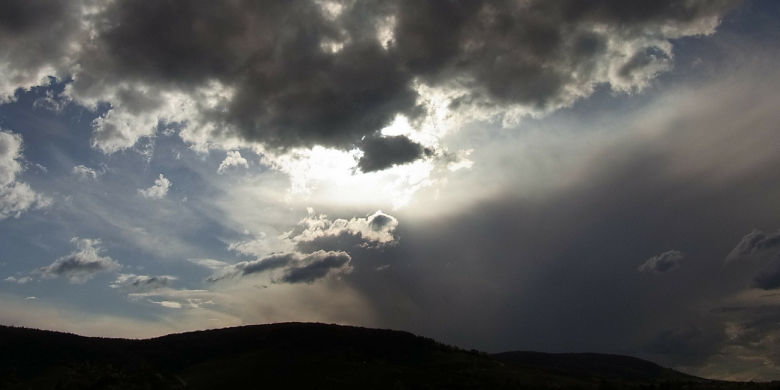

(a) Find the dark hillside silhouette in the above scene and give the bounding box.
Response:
[0,323,776,389]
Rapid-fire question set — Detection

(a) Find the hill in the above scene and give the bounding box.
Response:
[0,322,775,389]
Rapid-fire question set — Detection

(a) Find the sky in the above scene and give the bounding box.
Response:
[1,0,780,381]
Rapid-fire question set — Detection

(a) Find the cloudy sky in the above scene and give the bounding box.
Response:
[1,0,780,381]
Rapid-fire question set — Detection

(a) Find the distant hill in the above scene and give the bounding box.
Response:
[0,322,775,389]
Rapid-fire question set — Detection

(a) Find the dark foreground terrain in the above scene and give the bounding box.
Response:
[0,322,776,389]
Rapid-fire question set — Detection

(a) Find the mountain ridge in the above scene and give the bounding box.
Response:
[0,322,774,389]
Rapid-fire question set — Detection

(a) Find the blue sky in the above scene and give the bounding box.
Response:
[1,0,780,381]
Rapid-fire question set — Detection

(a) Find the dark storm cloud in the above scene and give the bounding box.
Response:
[72,0,419,151]
[752,264,780,290]
[337,63,780,378]
[0,0,81,100]
[357,135,432,172]
[280,251,352,284]
[207,254,292,282]
[638,250,684,274]
[208,250,351,284]
[391,0,739,103]
[643,325,727,367]
[0,0,66,33]
[0,0,740,163]
[725,229,780,290]
[726,229,780,262]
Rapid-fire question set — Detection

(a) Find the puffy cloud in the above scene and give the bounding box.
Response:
[0,0,740,169]
[208,250,351,284]
[638,250,685,274]
[72,164,101,181]
[138,173,171,199]
[290,210,399,250]
[357,135,432,172]
[110,273,177,292]
[0,130,49,219]
[217,150,249,174]
[36,238,121,284]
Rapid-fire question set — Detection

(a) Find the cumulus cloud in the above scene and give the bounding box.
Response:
[72,164,101,181]
[110,273,177,292]
[138,173,171,199]
[217,150,249,174]
[0,0,739,169]
[290,210,399,250]
[638,250,685,274]
[0,130,49,219]
[36,238,121,284]
[208,250,351,284]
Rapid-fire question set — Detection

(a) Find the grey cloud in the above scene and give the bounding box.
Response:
[110,274,177,292]
[726,229,780,262]
[206,255,289,282]
[369,213,395,232]
[0,0,740,163]
[0,0,82,101]
[280,251,352,284]
[643,325,727,367]
[208,250,351,284]
[752,264,780,290]
[638,250,685,274]
[357,135,432,172]
[337,61,780,379]
[37,238,121,284]
[241,254,293,276]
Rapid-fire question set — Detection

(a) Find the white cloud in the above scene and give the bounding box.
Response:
[0,130,50,219]
[217,150,249,174]
[290,210,399,246]
[150,300,183,309]
[4,275,32,284]
[138,173,171,199]
[72,164,101,181]
[187,258,230,270]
